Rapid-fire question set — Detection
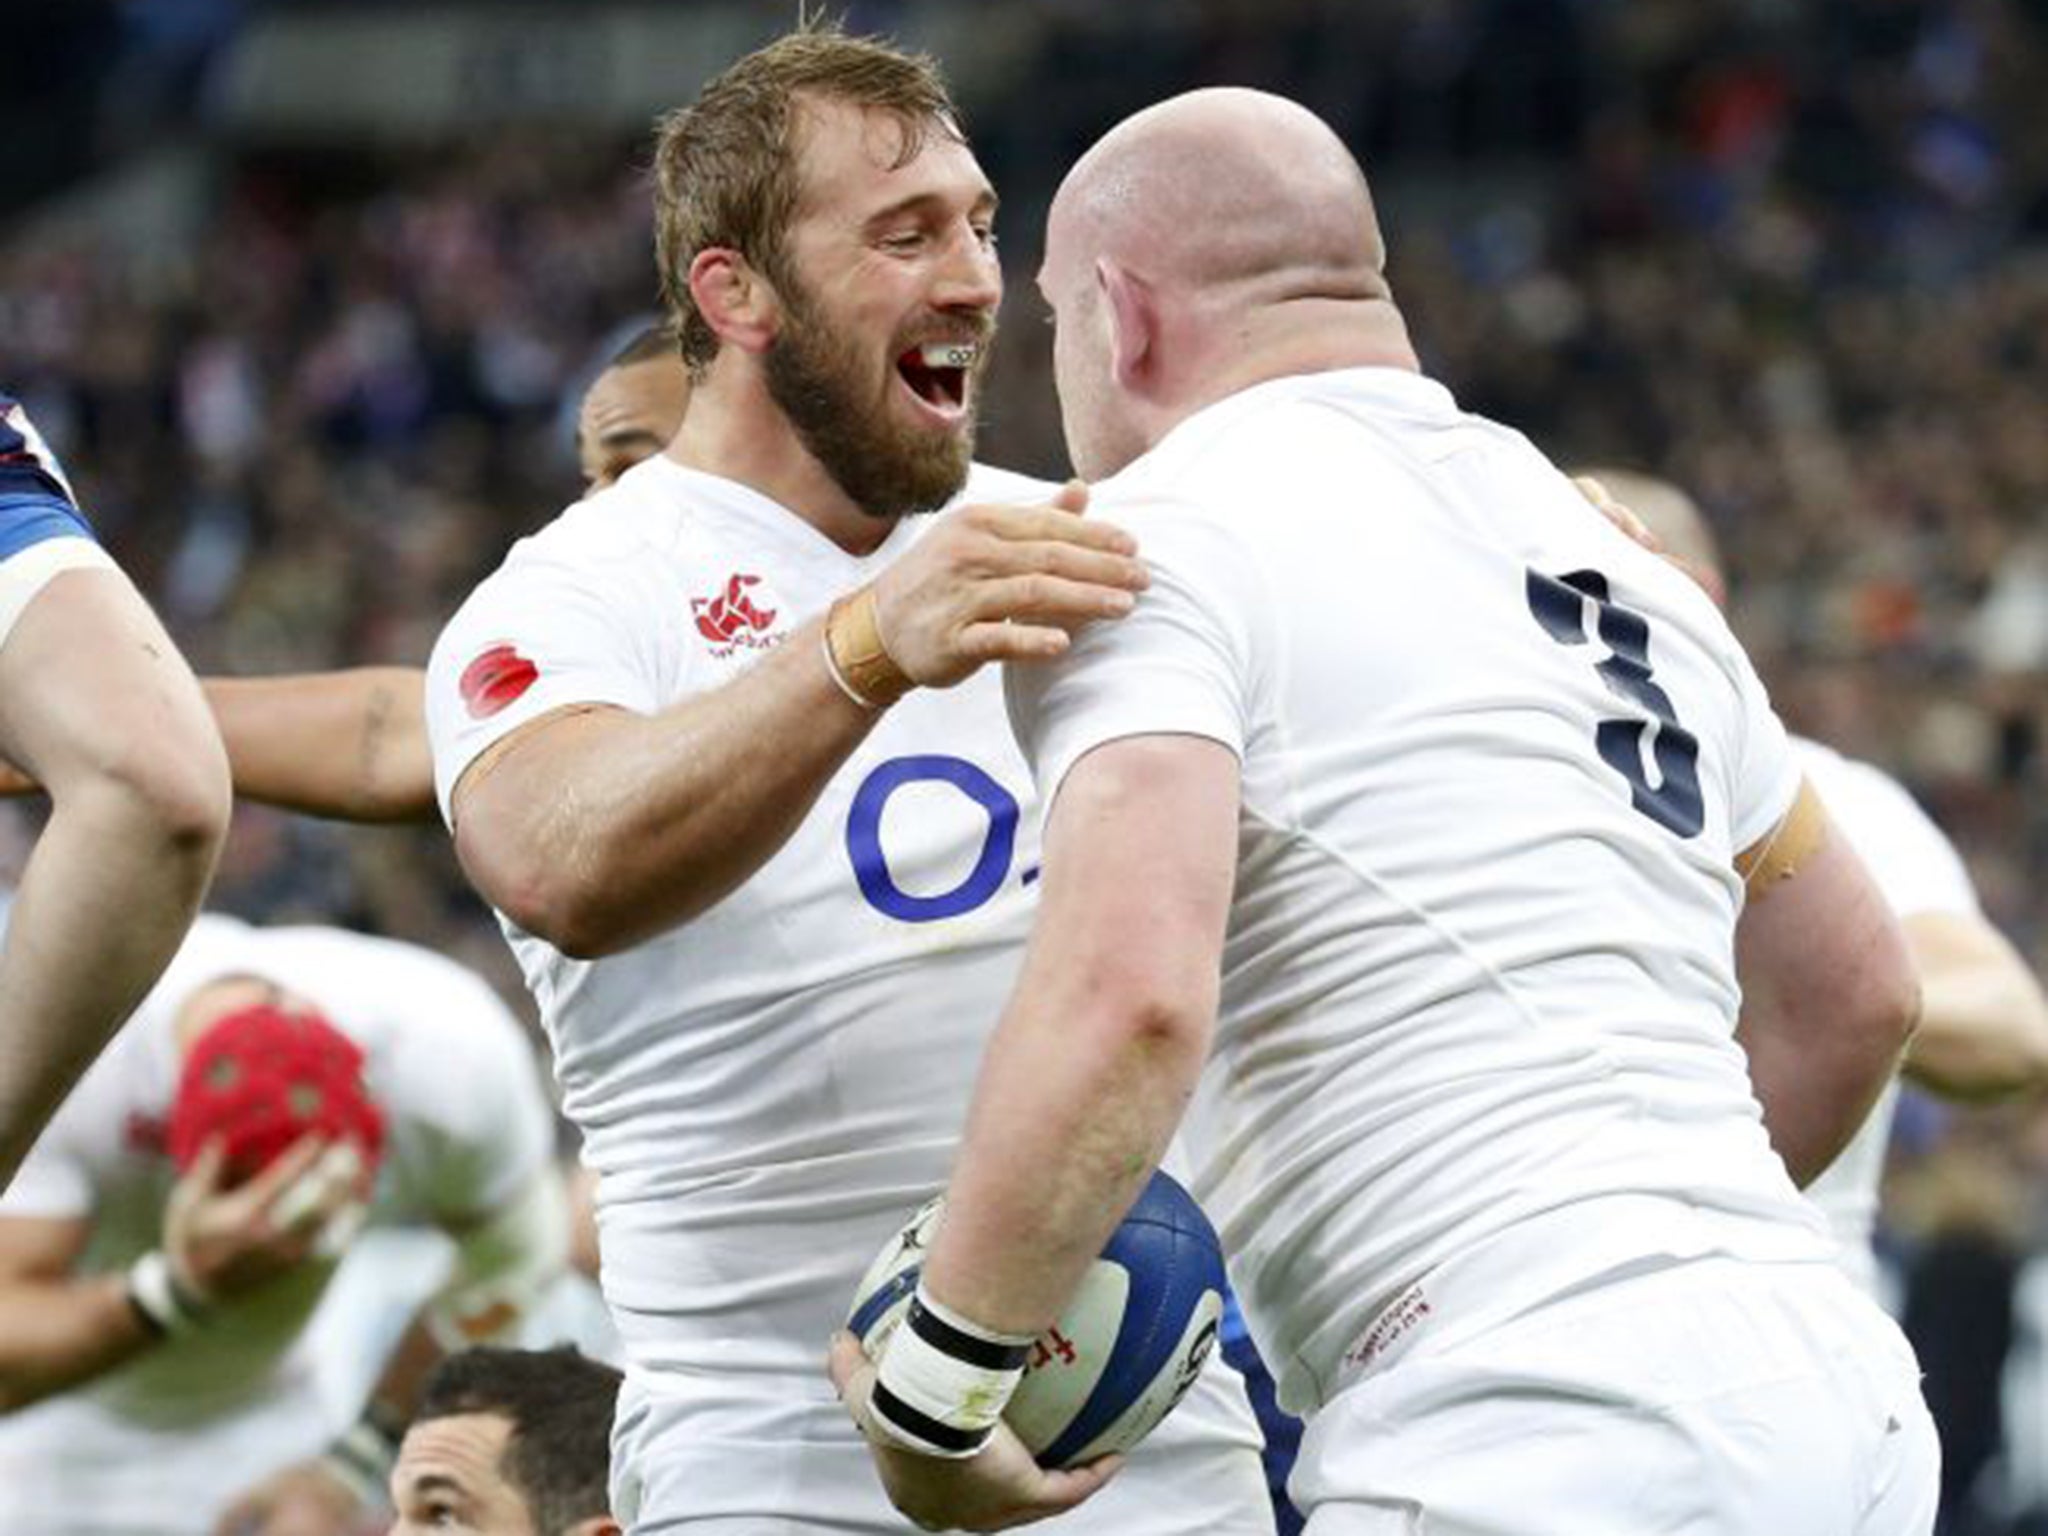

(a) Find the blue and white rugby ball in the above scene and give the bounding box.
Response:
[848,1169,1226,1468]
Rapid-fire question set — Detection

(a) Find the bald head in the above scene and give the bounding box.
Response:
[1055,88,1389,301]
[1040,89,1417,478]
[1578,467,1728,605]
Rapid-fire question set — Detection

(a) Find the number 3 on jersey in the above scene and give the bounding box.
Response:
[1525,568,1705,839]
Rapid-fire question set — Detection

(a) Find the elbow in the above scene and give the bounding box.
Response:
[534,907,628,964]
[1102,977,1216,1078]
[489,873,614,961]
[1852,929,1921,1080]
[468,848,632,961]
[1881,952,1923,1070]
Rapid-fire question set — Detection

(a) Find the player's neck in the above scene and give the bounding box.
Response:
[1172,301,1421,428]
[664,373,896,557]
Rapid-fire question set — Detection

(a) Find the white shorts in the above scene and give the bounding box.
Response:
[611,1354,1275,1534]
[1292,1257,1937,1536]
[0,537,114,651]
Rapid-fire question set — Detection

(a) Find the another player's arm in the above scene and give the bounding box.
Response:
[1896,912,2048,1102]
[0,1213,156,1410]
[0,668,435,824]
[205,669,434,823]
[0,1136,344,1412]
[0,569,229,1181]
[453,491,1144,959]
[1733,780,1920,1186]
[832,734,1235,1531]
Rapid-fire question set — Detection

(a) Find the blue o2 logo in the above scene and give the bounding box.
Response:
[847,755,1022,922]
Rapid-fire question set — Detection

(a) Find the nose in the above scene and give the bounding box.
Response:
[935,223,1002,315]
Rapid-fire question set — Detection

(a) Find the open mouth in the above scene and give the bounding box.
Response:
[896,342,977,420]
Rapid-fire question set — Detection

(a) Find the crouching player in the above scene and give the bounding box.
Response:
[0,912,567,1536]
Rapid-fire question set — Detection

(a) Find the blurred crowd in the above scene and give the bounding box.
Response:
[3,0,2048,1526]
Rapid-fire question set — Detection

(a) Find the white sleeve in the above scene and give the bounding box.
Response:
[1796,747,1979,919]
[0,1041,134,1220]
[385,970,567,1341]
[389,969,558,1224]
[426,534,667,824]
[0,1123,92,1220]
[1006,492,1259,812]
[1723,636,1802,856]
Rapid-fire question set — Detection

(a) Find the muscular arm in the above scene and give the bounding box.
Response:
[0,570,229,1181]
[0,1214,155,1412]
[454,616,879,958]
[453,495,1143,959]
[205,669,433,824]
[926,735,1238,1334]
[1898,910,2048,1101]
[1734,787,1920,1187]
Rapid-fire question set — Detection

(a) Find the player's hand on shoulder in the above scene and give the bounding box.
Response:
[873,480,1148,688]
[828,1330,1121,1532]
[212,1457,364,1536]
[166,1134,367,1305]
[1572,474,1657,550]
[1573,474,1722,593]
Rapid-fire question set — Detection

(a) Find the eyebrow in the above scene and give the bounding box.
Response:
[862,186,1000,233]
[406,1472,470,1500]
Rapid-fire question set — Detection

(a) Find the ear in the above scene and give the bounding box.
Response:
[562,1516,621,1536]
[1097,258,1155,391]
[688,248,779,356]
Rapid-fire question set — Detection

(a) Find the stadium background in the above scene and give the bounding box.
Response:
[3,1,2047,1531]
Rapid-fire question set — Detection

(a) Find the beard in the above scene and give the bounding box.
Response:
[764,278,985,521]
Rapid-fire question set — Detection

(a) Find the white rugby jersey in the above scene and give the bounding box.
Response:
[426,459,1266,1531]
[1008,368,1837,1414]
[0,913,554,1535]
[1796,736,1981,1296]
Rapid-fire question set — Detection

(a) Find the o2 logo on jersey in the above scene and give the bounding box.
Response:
[846,755,1031,922]
[1526,568,1705,838]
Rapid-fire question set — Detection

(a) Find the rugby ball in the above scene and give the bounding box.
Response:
[848,1169,1226,1468]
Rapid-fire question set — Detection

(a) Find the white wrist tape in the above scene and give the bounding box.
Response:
[870,1285,1032,1459]
[318,1417,397,1508]
[126,1250,207,1338]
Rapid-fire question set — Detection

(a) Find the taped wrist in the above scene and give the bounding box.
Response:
[823,587,913,710]
[318,1400,406,1507]
[869,1284,1032,1459]
[125,1250,210,1338]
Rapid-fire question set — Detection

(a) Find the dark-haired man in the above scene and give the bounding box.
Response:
[389,1347,621,1536]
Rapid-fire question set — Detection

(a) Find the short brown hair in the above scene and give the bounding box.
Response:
[652,23,963,377]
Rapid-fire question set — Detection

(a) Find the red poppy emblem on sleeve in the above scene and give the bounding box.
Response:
[459,643,540,719]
